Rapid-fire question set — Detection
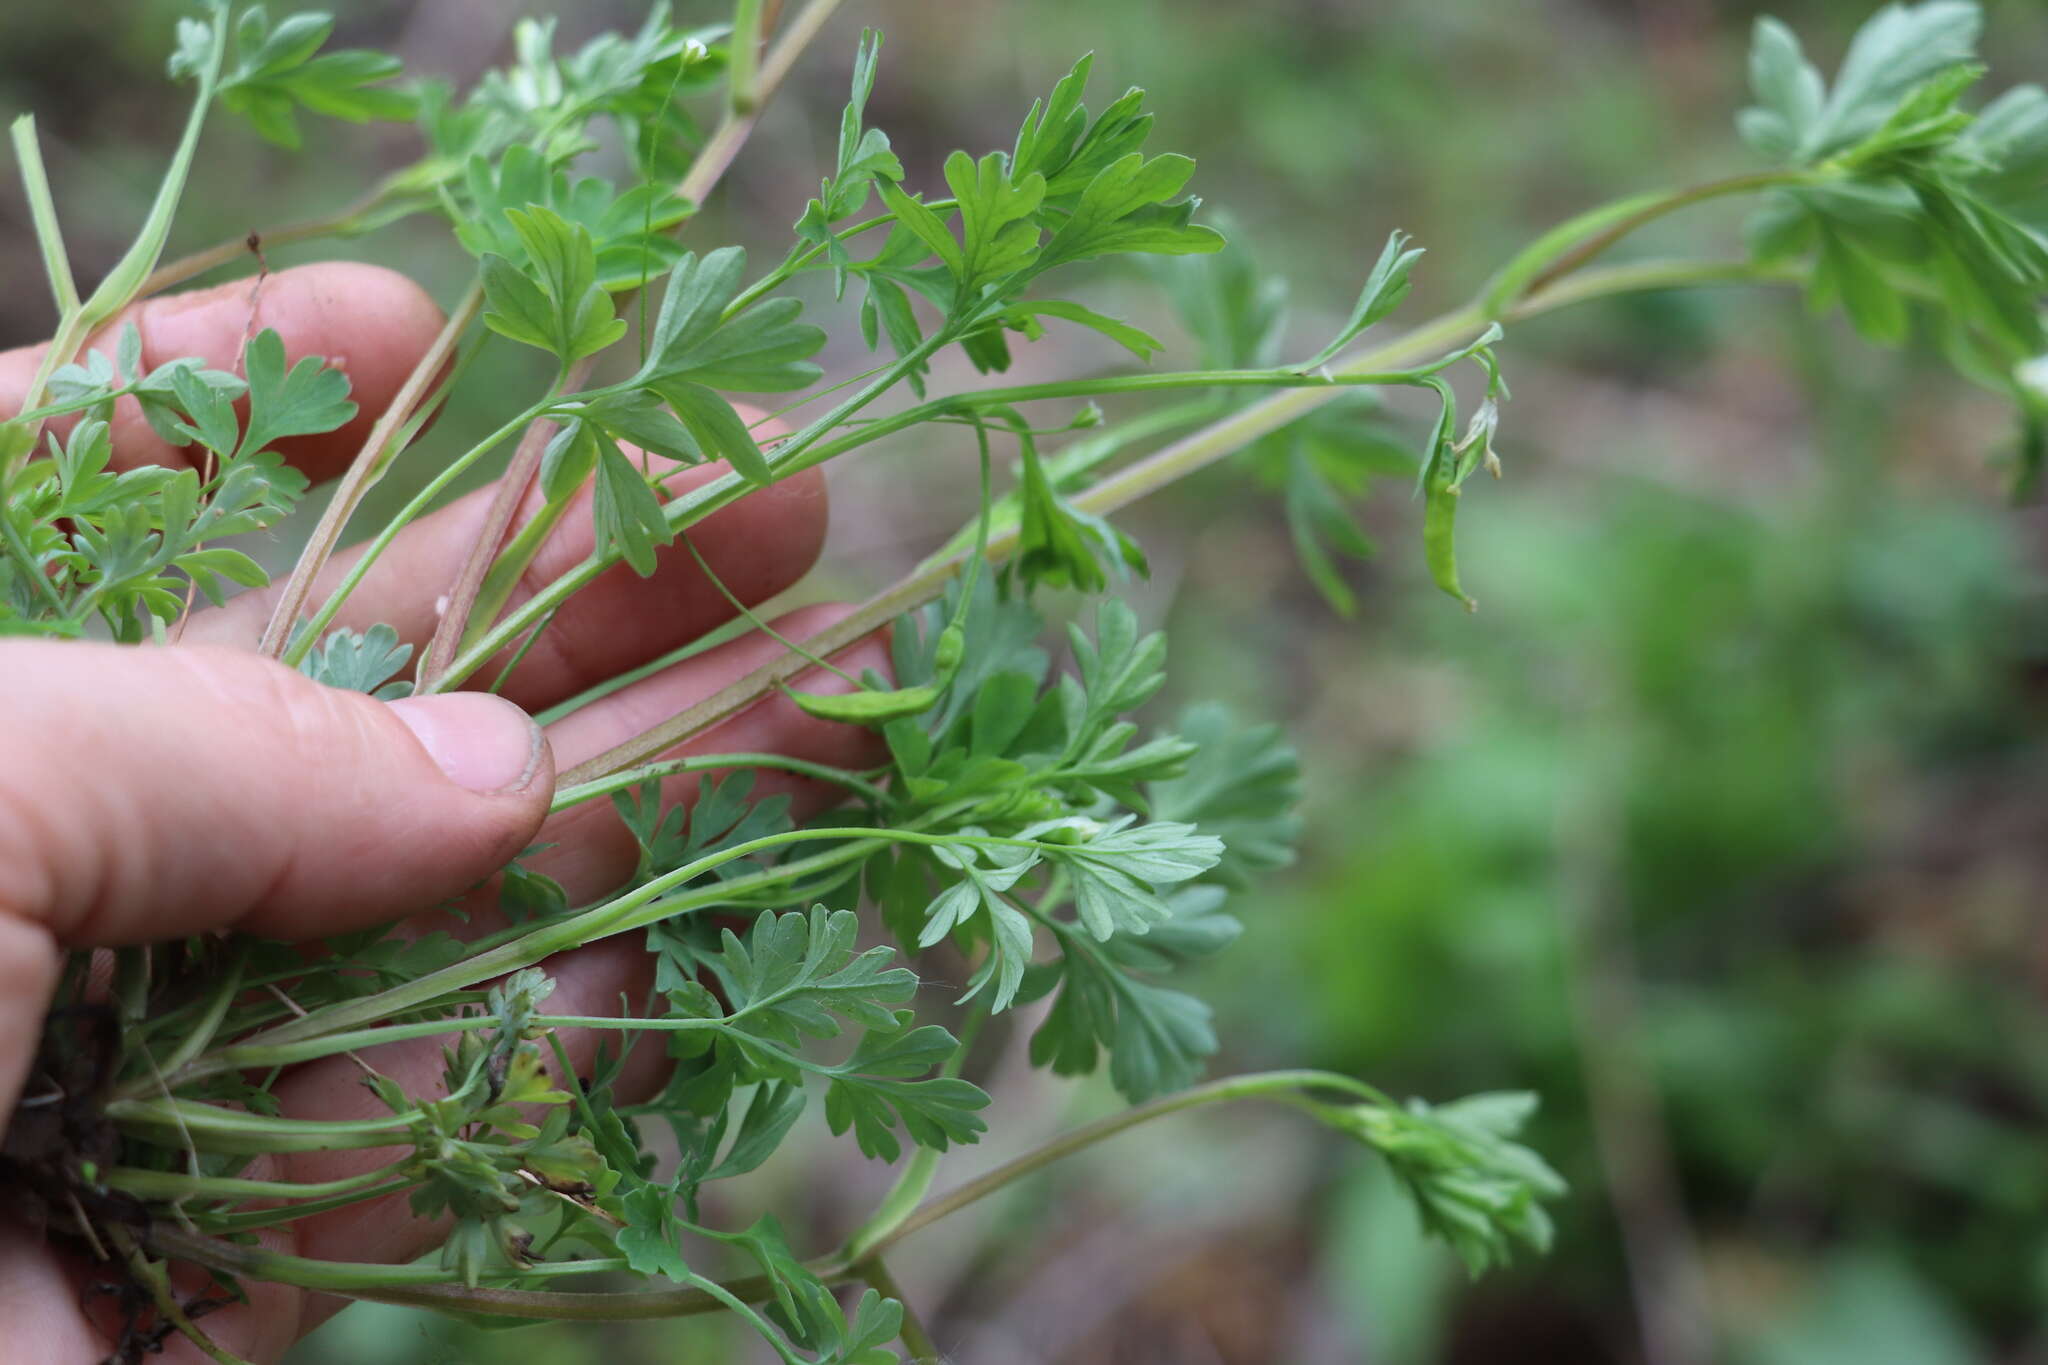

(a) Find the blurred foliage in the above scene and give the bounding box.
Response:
[9,1,2048,1362]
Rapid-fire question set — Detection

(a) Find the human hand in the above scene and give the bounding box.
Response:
[0,263,882,1362]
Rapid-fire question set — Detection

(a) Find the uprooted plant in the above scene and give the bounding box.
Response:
[3,1,2043,1360]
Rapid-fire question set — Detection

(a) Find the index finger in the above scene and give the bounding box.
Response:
[0,261,445,482]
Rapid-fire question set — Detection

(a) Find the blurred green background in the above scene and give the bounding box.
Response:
[8,2,2048,1362]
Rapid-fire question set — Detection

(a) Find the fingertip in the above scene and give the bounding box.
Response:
[386,692,552,799]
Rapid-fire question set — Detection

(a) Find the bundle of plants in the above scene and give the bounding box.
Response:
[1,2,2040,1360]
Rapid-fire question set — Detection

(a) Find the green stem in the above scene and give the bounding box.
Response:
[198,1180,417,1234]
[76,10,226,324]
[680,529,861,686]
[551,752,889,813]
[486,600,564,695]
[1510,255,1799,314]
[99,1158,410,1205]
[149,1226,631,1293]
[857,1070,1385,1261]
[340,1266,819,1319]
[1485,168,1813,311]
[105,1097,429,1154]
[10,384,147,426]
[728,0,764,113]
[12,115,79,314]
[2,3,226,481]
[725,203,954,318]
[140,176,415,298]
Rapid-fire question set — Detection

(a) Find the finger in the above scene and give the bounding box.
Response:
[0,263,444,482]
[0,642,551,952]
[183,457,831,714]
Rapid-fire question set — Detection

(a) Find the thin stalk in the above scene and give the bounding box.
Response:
[152,943,248,1078]
[150,1006,835,1079]
[148,1226,629,1293]
[12,115,80,314]
[11,384,148,426]
[486,600,565,695]
[415,401,572,688]
[725,206,945,318]
[551,751,889,813]
[106,1098,427,1154]
[1497,168,1812,306]
[197,1180,417,1234]
[140,177,413,298]
[860,1070,1384,1261]
[690,0,842,204]
[99,1159,410,1205]
[728,0,764,114]
[258,277,486,660]
[74,13,225,323]
[678,527,861,686]
[2,2,227,478]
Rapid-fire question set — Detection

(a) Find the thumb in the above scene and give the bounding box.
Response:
[0,641,552,948]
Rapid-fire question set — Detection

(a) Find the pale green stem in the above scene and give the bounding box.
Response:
[149,1225,633,1293]
[857,1070,1385,1261]
[728,0,764,113]
[151,943,248,1078]
[12,115,79,314]
[551,751,889,813]
[140,176,416,298]
[2,2,227,479]
[100,1158,411,1205]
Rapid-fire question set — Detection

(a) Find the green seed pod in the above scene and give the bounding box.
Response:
[786,683,942,725]
[932,620,967,679]
[1424,481,1477,612]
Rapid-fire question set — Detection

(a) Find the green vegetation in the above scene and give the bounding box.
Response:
[3,3,2044,1361]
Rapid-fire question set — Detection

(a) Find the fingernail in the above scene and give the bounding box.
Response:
[388,694,547,795]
